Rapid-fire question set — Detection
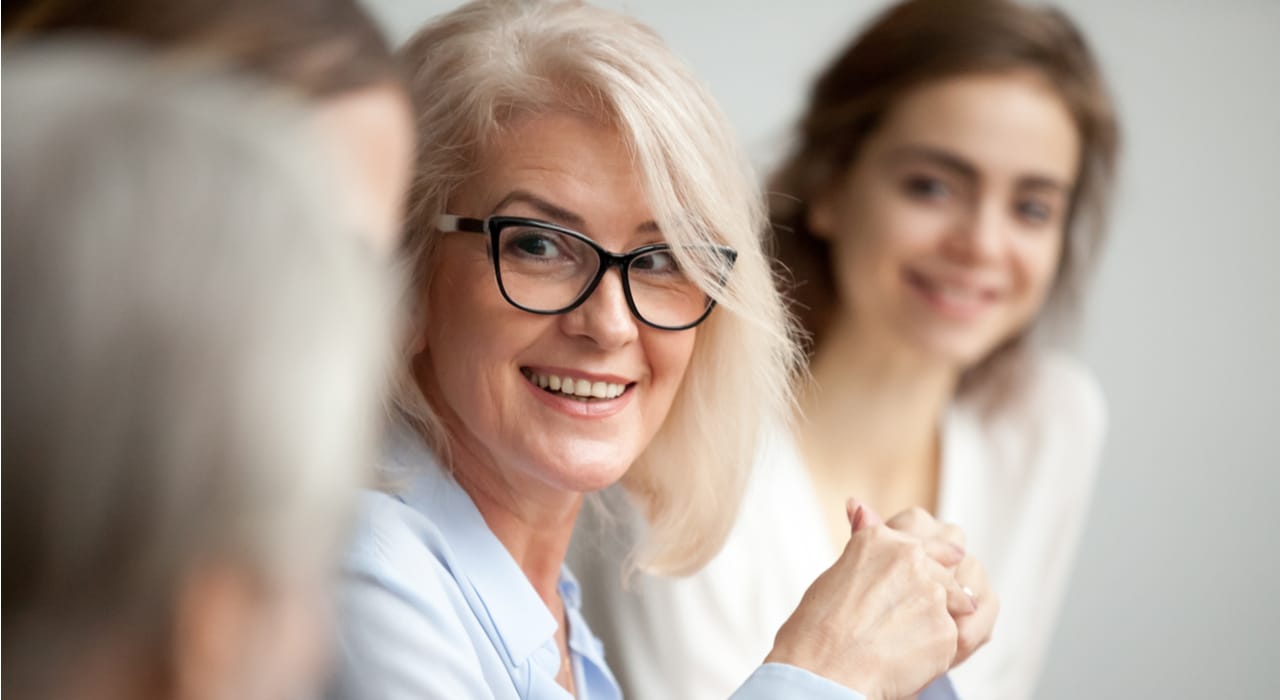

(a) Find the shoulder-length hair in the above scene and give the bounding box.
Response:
[771,0,1120,404]
[394,0,800,575]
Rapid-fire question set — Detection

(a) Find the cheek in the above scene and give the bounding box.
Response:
[642,328,697,409]
[420,256,523,409]
[832,198,941,309]
[1013,233,1065,303]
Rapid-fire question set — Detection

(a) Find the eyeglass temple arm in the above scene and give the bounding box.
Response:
[437,215,486,234]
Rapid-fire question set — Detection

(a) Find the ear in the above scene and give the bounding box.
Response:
[171,563,257,700]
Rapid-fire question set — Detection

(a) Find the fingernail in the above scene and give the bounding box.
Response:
[950,543,966,560]
[963,585,978,612]
[850,505,864,532]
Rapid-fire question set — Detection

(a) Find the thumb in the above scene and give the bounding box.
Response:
[846,498,885,532]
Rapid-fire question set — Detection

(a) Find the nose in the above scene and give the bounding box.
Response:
[943,198,1008,264]
[559,267,640,350]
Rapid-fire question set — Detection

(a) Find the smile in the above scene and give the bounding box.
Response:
[905,269,1000,320]
[520,368,632,402]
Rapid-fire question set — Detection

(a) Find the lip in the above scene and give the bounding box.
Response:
[904,268,1000,322]
[521,368,637,419]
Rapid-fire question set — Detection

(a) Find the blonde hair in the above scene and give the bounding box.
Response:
[2,43,396,693]
[393,0,800,575]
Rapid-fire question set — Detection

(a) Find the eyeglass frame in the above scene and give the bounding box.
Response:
[437,214,737,331]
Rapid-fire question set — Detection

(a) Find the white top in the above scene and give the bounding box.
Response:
[570,353,1106,700]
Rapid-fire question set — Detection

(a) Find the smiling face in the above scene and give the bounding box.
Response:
[414,111,697,497]
[810,71,1081,369]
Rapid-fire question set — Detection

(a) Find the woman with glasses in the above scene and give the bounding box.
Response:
[573,1,1121,699]
[328,1,992,699]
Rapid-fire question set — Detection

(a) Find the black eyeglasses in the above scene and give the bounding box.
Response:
[438,215,737,331]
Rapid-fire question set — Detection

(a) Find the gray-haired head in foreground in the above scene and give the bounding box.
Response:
[2,42,396,697]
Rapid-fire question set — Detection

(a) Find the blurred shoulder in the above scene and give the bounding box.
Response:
[959,351,1107,485]
[1018,351,1107,439]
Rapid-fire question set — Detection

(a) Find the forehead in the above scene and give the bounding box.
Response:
[870,71,1081,185]
[460,112,655,233]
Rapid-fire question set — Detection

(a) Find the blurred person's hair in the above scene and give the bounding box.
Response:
[1,44,396,697]
[3,0,400,98]
[393,0,802,576]
[770,0,1120,404]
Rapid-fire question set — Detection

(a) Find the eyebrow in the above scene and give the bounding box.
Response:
[490,190,660,233]
[885,145,1071,194]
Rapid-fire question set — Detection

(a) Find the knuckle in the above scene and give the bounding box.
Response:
[928,582,948,606]
[905,546,928,572]
[941,523,966,546]
[900,506,929,528]
[934,612,959,645]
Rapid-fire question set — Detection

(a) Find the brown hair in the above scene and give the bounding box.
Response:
[771,0,1119,398]
[3,0,400,98]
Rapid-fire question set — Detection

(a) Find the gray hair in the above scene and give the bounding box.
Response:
[2,42,396,691]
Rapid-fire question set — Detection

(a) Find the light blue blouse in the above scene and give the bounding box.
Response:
[327,426,958,699]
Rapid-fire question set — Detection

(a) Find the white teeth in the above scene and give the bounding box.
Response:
[937,284,978,303]
[525,369,626,400]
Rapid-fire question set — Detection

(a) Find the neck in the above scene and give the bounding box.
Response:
[800,315,959,482]
[447,436,581,611]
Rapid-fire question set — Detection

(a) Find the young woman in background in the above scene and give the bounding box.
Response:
[574,1,1120,698]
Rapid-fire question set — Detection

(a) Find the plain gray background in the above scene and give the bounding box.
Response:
[364,1,1280,695]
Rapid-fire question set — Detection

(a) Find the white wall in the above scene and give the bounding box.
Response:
[364,1,1280,695]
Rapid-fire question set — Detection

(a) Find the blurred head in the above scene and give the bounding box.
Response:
[6,0,415,254]
[2,46,395,700]
[772,0,1119,396]
[394,0,799,574]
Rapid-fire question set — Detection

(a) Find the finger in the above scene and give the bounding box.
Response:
[922,537,966,569]
[956,555,995,601]
[944,574,978,617]
[915,550,977,617]
[848,503,864,534]
[939,522,966,549]
[846,498,884,531]
[923,559,977,616]
[954,582,999,666]
[885,506,933,536]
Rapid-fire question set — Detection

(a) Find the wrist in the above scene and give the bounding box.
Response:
[764,647,883,700]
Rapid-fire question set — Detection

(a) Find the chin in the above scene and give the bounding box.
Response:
[537,437,638,494]
[904,325,1002,370]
